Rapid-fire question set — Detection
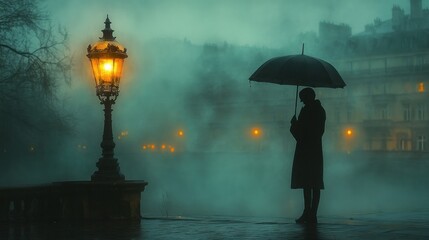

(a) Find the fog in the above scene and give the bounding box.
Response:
[43,0,421,47]
[2,0,429,219]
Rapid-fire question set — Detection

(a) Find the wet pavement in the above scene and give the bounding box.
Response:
[1,211,428,239]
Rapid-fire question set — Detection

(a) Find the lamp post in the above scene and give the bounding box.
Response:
[1,15,148,222]
[87,15,127,181]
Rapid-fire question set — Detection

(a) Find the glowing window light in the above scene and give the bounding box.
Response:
[418,82,425,93]
[178,130,184,137]
[161,144,166,150]
[77,144,87,149]
[170,147,175,153]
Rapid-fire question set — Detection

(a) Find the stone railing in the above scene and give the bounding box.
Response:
[0,181,147,222]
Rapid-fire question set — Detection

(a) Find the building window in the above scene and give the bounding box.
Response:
[416,104,426,120]
[374,104,389,120]
[380,105,388,120]
[403,104,411,121]
[417,135,426,151]
[418,82,425,93]
[399,138,407,151]
[397,132,410,151]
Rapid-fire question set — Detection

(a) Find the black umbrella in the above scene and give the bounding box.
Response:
[249,46,346,115]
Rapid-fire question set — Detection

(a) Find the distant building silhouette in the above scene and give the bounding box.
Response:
[317,0,429,154]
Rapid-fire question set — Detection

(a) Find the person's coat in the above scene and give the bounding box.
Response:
[290,99,326,189]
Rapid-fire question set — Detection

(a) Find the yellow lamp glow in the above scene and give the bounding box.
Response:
[345,128,354,138]
[178,130,184,137]
[418,82,425,93]
[251,127,262,137]
[87,16,127,99]
[103,62,113,72]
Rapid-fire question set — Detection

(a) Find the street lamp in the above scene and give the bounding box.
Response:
[251,127,262,138]
[87,15,127,181]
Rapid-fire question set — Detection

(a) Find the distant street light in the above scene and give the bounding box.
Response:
[251,127,262,138]
[345,128,354,138]
[178,130,184,137]
[87,15,128,181]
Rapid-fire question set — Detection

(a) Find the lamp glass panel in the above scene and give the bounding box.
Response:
[113,58,124,85]
[99,58,114,84]
[90,58,100,86]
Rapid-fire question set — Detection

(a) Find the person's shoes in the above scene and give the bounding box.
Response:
[307,211,318,225]
[295,210,309,224]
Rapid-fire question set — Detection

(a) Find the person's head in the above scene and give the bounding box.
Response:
[299,87,316,105]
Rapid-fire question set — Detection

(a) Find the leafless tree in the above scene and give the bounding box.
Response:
[0,0,72,152]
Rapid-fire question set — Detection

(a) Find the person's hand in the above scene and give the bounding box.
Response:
[290,115,297,124]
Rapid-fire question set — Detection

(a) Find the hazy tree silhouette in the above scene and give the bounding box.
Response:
[0,0,72,157]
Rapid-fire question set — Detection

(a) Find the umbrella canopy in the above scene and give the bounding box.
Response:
[249,53,346,115]
[249,54,345,88]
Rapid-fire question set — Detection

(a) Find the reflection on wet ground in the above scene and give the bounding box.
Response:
[0,211,428,239]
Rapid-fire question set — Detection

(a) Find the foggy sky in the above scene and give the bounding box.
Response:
[43,0,420,48]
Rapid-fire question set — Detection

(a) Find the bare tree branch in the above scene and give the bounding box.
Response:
[0,0,72,151]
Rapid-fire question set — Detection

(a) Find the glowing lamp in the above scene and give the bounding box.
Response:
[345,128,354,138]
[87,15,127,100]
[178,130,184,137]
[418,82,425,93]
[251,127,262,137]
[86,15,127,181]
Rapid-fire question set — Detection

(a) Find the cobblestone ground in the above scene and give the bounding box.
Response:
[0,211,428,240]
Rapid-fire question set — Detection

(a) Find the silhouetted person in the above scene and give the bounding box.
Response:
[290,87,325,224]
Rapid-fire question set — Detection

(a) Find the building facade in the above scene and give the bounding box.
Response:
[320,0,429,153]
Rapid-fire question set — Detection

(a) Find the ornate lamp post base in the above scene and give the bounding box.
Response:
[91,157,125,181]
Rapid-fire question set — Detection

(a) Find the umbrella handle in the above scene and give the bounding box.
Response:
[295,85,299,116]
[294,43,303,116]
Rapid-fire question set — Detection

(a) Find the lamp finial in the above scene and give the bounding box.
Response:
[101,14,115,40]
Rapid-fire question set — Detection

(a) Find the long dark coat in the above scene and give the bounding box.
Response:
[290,99,326,189]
